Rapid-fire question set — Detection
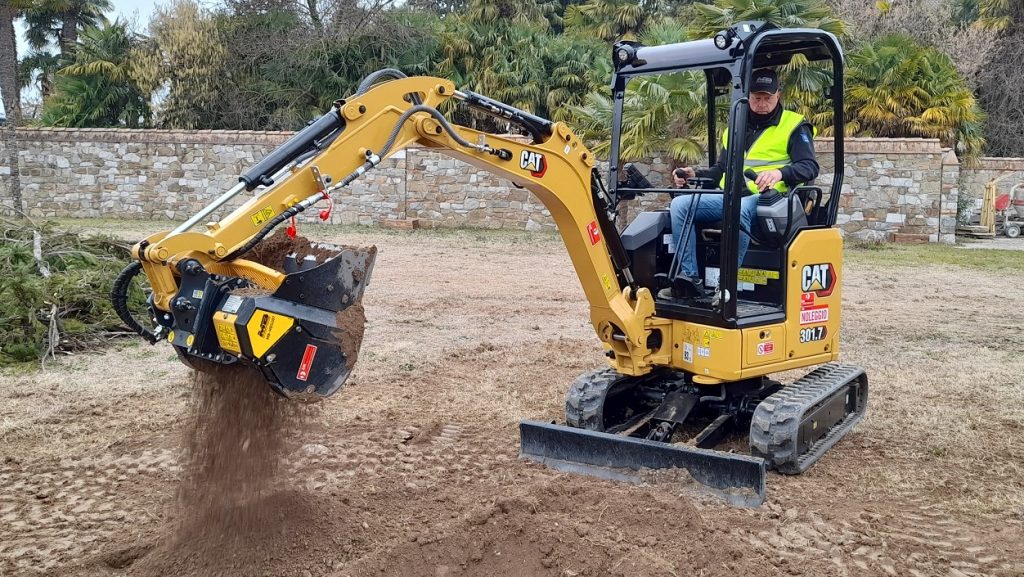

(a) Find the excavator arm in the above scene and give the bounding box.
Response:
[113,75,662,400]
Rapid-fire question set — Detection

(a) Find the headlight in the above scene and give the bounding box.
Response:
[714,32,732,50]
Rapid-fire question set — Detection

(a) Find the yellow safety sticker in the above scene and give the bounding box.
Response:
[737,268,780,286]
[250,205,275,227]
[213,312,241,354]
[701,329,723,348]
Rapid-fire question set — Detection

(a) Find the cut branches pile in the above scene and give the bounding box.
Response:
[0,218,147,367]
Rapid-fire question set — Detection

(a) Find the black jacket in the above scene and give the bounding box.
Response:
[697,105,819,189]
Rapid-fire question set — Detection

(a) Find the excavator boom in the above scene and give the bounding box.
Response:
[113,74,656,400]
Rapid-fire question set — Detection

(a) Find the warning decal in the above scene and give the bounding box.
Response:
[250,205,275,227]
[737,268,780,286]
[296,344,318,381]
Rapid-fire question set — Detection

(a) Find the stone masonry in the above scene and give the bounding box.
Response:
[0,127,1000,244]
[957,157,1024,218]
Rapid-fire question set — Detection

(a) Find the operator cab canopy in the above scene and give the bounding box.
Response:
[607,22,845,327]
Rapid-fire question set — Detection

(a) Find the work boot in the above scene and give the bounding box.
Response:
[657,275,707,300]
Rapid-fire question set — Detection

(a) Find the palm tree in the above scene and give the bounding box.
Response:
[436,0,559,129]
[563,0,667,41]
[1,0,31,123]
[689,0,844,38]
[22,0,112,58]
[975,0,1014,30]
[1,0,27,216]
[41,21,150,128]
[19,51,61,99]
[844,35,984,160]
[543,34,605,122]
[566,21,720,163]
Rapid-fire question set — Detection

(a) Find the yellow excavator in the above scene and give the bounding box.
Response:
[113,22,866,505]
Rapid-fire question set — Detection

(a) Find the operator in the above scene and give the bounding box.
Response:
[659,68,819,300]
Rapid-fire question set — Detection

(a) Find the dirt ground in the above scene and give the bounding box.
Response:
[2,223,1023,577]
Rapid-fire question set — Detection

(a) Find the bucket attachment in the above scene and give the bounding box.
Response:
[162,233,376,402]
[519,420,766,507]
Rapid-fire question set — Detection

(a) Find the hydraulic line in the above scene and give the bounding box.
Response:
[111,261,160,344]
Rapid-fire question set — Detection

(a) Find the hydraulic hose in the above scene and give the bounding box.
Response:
[111,261,160,344]
[355,68,422,106]
[225,191,324,260]
[355,68,408,96]
[377,104,506,160]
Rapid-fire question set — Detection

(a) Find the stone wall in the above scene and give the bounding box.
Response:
[0,127,987,244]
[957,157,1024,216]
[824,138,959,244]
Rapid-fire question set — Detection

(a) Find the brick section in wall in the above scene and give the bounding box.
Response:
[0,128,995,245]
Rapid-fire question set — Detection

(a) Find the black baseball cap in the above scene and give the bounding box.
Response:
[750,69,779,94]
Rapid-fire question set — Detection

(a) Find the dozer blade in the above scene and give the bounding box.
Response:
[519,420,766,507]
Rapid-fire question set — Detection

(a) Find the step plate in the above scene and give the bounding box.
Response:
[519,420,766,507]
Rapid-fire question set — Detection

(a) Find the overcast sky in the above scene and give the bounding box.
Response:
[14,1,213,102]
[14,1,215,53]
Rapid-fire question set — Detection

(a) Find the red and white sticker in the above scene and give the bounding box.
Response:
[799,305,829,325]
[800,292,815,309]
[296,344,318,381]
[587,221,601,245]
[756,341,775,356]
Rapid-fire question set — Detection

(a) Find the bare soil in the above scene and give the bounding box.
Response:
[2,226,1022,577]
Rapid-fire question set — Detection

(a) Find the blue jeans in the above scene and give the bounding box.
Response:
[669,193,759,279]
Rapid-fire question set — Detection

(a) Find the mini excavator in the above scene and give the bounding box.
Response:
[114,22,866,505]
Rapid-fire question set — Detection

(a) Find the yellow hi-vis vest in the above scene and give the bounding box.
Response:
[720,110,810,194]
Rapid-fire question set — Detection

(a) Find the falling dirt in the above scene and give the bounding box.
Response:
[126,365,322,577]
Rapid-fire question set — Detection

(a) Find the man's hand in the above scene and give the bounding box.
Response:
[673,167,695,188]
[754,169,783,191]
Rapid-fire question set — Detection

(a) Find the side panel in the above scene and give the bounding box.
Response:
[663,227,843,382]
[784,228,843,363]
[743,323,786,367]
[672,322,744,380]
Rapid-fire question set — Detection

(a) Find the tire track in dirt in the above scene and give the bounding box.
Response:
[0,421,510,576]
[737,495,1022,577]
[286,421,515,494]
[0,450,177,575]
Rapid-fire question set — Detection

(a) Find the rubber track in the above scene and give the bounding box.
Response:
[750,363,868,474]
[565,368,625,431]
